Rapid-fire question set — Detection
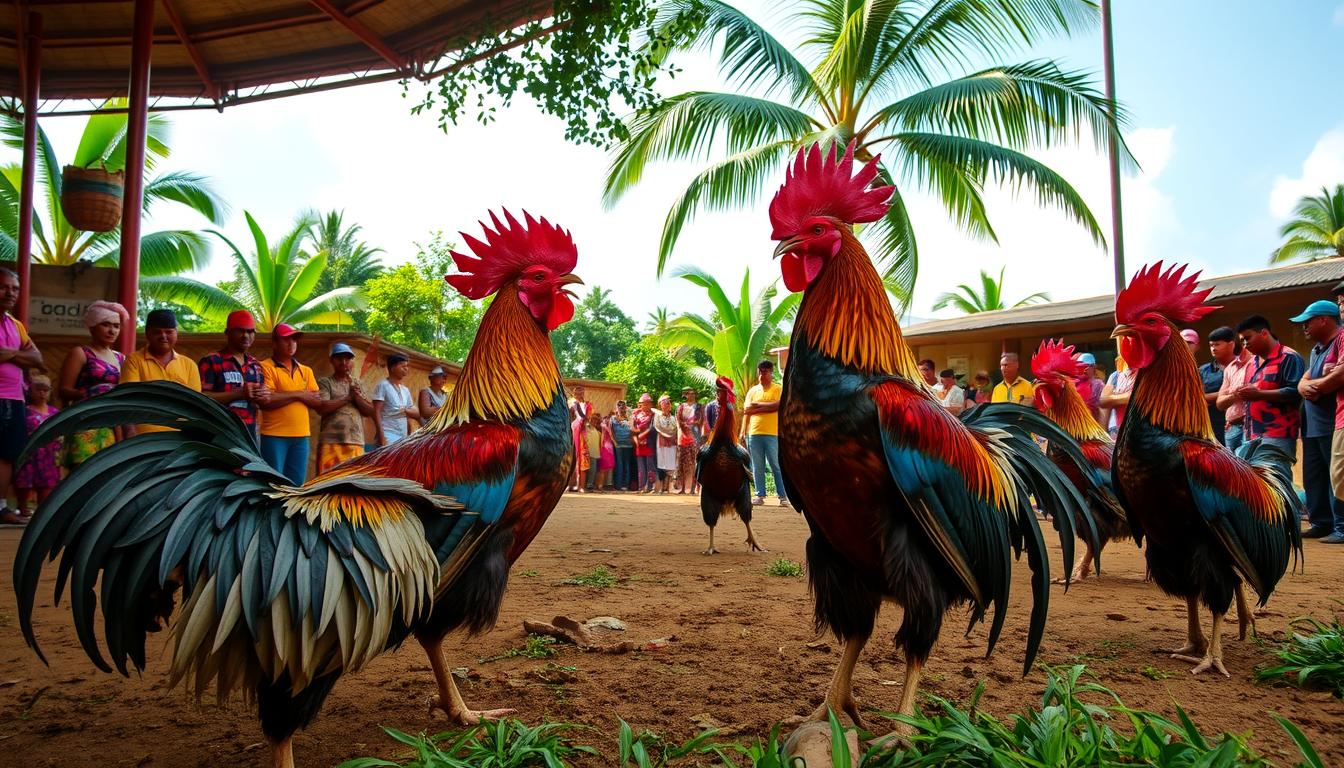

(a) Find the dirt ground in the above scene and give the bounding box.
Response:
[1,492,1342,767]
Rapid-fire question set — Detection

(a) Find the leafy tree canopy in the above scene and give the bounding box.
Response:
[552,285,639,378]
[408,0,701,147]
[602,335,699,402]
[363,232,485,362]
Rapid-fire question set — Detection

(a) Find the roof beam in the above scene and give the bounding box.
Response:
[307,0,404,70]
[159,0,218,101]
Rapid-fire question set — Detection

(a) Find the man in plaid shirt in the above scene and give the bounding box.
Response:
[1232,314,1302,474]
[198,310,269,443]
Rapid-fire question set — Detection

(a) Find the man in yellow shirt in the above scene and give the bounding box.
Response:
[121,309,202,436]
[258,324,320,483]
[990,352,1034,406]
[741,359,789,507]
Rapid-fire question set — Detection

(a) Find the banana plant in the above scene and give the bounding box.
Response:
[659,266,800,395]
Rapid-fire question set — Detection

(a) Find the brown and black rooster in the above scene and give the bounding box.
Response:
[1031,339,1130,582]
[768,142,1100,734]
[695,376,765,554]
[1111,263,1302,676]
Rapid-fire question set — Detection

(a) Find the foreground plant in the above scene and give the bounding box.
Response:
[336,720,597,768]
[1257,614,1344,699]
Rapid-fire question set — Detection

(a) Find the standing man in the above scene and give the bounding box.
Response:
[1076,353,1104,422]
[934,369,965,415]
[258,324,320,484]
[0,268,44,525]
[1233,315,1303,470]
[1292,300,1344,539]
[609,400,634,491]
[991,352,1033,406]
[314,342,375,476]
[742,360,788,507]
[1214,326,1254,453]
[1200,327,1238,446]
[199,310,268,445]
[121,308,202,436]
[373,354,418,446]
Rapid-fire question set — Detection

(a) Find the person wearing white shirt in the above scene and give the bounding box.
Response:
[372,353,419,445]
[932,369,965,415]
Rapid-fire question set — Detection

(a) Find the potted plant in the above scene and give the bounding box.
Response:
[60,111,131,232]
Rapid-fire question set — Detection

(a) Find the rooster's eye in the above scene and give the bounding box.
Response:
[533,274,543,282]
[812,225,824,235]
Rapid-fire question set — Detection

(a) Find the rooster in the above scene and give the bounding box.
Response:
[1110,263,1301,676]
[1030,339,1131,582]
[695,376,765,554]
[768,142,1099,733]
[13,210,582,768]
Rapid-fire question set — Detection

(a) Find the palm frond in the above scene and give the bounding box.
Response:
[143,170,228,224]
[602,92,819,207]
[139,275,244,320]
[655,140,798,275]
[893,131,1105,248]
[861,162,919,305]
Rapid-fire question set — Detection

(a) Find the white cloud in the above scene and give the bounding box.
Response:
[1268,125,1344,219]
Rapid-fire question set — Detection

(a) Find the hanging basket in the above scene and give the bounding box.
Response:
[61,166,124,232]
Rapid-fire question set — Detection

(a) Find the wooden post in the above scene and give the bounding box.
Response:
[117,0,154,354]
[1101,0,1126,295]
[16,12,42,325]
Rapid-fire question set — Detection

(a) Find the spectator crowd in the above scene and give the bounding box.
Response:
[0,267,459,524]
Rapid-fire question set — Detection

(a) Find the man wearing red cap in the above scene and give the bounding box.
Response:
[198,310,268,445]
[259,323,320,484]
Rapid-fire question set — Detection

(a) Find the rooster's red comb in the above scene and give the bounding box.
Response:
[445,209,577,299]
[769,141,894,239]
[1115,262,1219,325]
[1031,338,1086,381]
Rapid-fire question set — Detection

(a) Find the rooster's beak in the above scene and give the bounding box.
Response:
[773,237,802,259]
[1110,324,1135,339]
[557,273,583,299]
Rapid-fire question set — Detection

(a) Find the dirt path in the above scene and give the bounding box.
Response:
[1,493,1341,766]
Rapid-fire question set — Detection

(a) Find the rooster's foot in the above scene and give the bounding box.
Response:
[427,695,515,725]
[808,695,864,729]
[746,537,767,553]
[703,546,719,555]
[1184,653,1230,678]
[1168,641,1206,657]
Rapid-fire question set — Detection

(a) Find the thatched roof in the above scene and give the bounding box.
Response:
[0,0,550,111]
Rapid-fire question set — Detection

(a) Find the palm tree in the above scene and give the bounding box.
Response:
[0,101,226,277]
[604,0,1130,306]
[646,306,673,334]
[659,266,800,395]
[1270,185,1344,264]
[147,211,364,332]
[932,265,1048,314]
[304,208,386,295]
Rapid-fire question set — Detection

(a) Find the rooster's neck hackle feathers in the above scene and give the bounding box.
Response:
[1131,323,1216,440]
[1038,379,1111,443]
[794,230,921,378]
[1116,261,1220,325]
[769,140,894,238]
[431,292,563,427]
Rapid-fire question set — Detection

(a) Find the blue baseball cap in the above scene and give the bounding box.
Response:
[1076,352,1097,365]
[330,342,355,357]
[1289,300,1341,323]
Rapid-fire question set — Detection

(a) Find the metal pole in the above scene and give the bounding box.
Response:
[16,12,42,326]
[1101,0,1126,295]
[117,0,154,355]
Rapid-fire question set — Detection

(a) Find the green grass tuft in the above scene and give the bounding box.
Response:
[1256,614,1344,698]
[764,558,803,577]
[481,634,557,663]
[560,565,618,588]
[335,719,596,768]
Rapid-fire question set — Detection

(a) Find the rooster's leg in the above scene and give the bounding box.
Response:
[1185,612,1230,677]
[420,636,515,725]
[268,737,294,768]
[1052,544,1095,585]
[808,631,869,727]
[743,521,767,552]
[1235,583,1256,640]
[1169,595,1207,657]
[869,659,923,749]
[705,526,718,555]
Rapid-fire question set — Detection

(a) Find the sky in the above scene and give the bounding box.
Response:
[12,0,1344,326]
